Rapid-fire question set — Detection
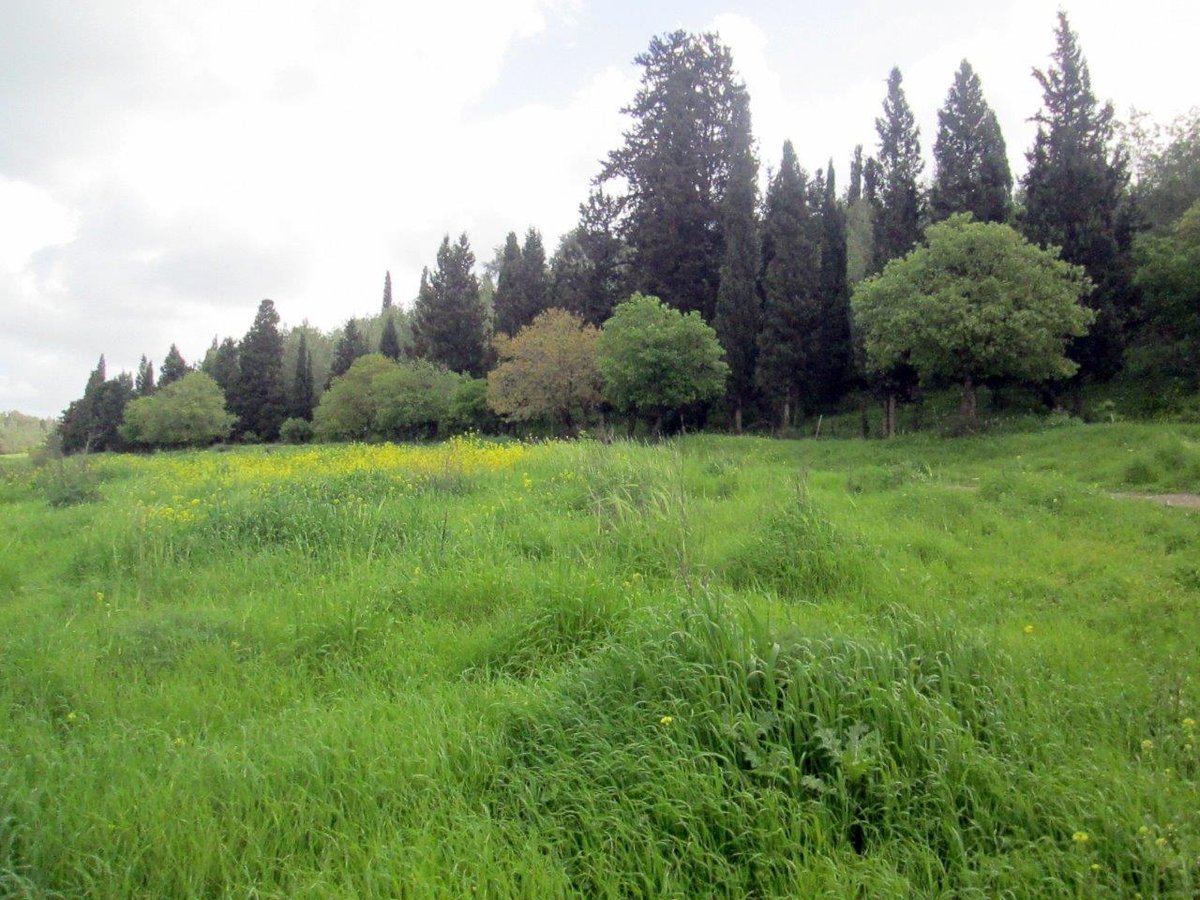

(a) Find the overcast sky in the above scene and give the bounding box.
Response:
[2,0,1197,417]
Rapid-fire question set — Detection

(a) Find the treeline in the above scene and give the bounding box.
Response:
[57,12,1200,451]
[0,412,54,455]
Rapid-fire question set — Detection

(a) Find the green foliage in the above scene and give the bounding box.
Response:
[312,354,469,441]
[487,309,601,434]
[378,314,401,361]
[0,411,52,455]
[158,344,189,387]
[1130,108,1200,234]
[757,142,820,420]
[120,372,235,448]
[493,229,550,337]
[230,299,287,441]
[853,216,1093,410]
[59,357,134,455]
[873,67,925,270]
[412,234,489,376]
[599,31,748,321]
[549,191,628,327]
[1021,12,1130,380]
[328,318,368,386]
[597,294,729,430]
[278,417,314,444]
[931,59,1012,223]
[1130,200,1200,387]
[32,455,102,506]
[712,98,760,427]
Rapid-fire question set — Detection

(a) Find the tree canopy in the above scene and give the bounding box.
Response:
[852,215,1093,424]
[596,293,728,433]
[487,308,601,435]
[121,371,234,447]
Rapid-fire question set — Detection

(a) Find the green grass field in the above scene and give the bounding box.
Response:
[1,425,1198,897]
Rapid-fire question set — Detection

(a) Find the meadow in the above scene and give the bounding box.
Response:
[1,424,1198,897]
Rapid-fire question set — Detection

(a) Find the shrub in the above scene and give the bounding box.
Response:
[278,417,314,444]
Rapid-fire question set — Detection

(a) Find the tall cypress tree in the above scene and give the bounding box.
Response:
[816,162,852,405]
[873,67,925,271]
[291,331,315,421]
[412,234,488,376]
[1022,12,1129,381]
[848,146,864,203]
[713,97,761,433]
[492,232,524,336]
[381,271,393,312]
[379,315,401,361]
[135,355,156,397]
[328,319,368,386]
[516,228,550,327]
[550,190,628,327]
[599,31,749,321]
[756,141,820,427]
[232,299,286,441]
[159,344,189,387]
[201,337,240,398]
[931,60,1012,223]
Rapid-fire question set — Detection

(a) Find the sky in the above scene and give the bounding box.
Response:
[2,0,1197,417]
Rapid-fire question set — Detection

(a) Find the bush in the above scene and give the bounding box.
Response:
[34,457,102,507]
[278,418,314,444]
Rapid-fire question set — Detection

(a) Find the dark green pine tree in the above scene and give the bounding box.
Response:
[931,60,1012,223]
[599,31,748,322]
[550,190,628,327]
[159,344,189,387]
[328,319,368,386]
[290,331,315,421]
[411,234,488,376]
[134,355,155,397]
[379,315,401,361]
[1022,12,1130,381]
[201,337,240,397]
[873,67,925,271]
[59,356,134,454]
[492,232,524,336]
[712,96,760,433]
[756,141,820,427]
[382,270,393,312]
[515,228,550,328]
[848,145,864,203]
[231,299,287,441]
[816,162,852,405]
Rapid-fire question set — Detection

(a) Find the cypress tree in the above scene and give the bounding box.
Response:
[756,141,820,427]
[135,355,156,397]
[201,337,240,398]
[411,234,488,376]
[599,31,749,321]
[516,228,550,327]
[379,315,401,361]
[550,190,628,327]
[816,162,852,404]
[159,344,189,387]
[931,60,1012,223]
[492,232,524,337]
[382,270,393,312]
[713,97,761,433]
[848,145,864,203]
[231,299,286,441]
[328,319,368,386]
[873,67,924,271]
[1022,12,1130,381]
[291,331,315,421]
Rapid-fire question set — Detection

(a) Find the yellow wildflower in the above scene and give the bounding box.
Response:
[1138,825,1149,835]
[1155,837,1168,848]
[1183,717,1196,730]
[66,711,77,723]
[1023,624,1034,635]
[1071,831,1089,844]
[1141,739,1154,752]
[659,715,673,726]
[1090,863,1101,872]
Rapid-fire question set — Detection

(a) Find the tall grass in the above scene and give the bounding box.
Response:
[0,426,1197,896]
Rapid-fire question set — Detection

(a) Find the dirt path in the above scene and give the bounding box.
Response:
[1110,492,1200,509]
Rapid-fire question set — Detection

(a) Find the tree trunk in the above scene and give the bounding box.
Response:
[959,376,978,428]
[781,398,791,433]
[884,393,897,438]
[652,411,663,439]
[734,405,743,435]
[860,402,870,440]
